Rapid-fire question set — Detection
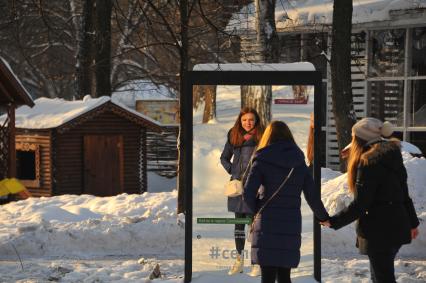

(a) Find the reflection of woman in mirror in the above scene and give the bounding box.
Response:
[220,107,264,276]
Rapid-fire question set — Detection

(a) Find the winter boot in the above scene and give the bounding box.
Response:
[247,264,261,277]
[228,254,244,275]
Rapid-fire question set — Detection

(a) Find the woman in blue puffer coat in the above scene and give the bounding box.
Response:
[220,107,264,276]
[243,121,329,283]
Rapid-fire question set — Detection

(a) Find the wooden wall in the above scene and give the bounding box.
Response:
[15,130,52,197]
[53,111,144,196]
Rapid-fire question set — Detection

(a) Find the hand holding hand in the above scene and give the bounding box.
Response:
[320,220,331,227]
[411,228,419,240]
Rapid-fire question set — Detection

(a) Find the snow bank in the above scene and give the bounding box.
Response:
[0,192,184,258]
[321,153,426,258]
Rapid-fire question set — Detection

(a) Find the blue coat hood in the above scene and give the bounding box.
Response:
[255,140,305,169]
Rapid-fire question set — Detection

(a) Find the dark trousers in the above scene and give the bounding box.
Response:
[234,212,247,255]
[367,246,400,283]
[260,266,291,283]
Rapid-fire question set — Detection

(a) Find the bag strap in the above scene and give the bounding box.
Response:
[238,148,256,182]
[253,168,294,218]
[239,153,254,182]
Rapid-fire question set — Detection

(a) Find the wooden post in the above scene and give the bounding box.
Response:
[142,128,147,193]
[8,103,16,178]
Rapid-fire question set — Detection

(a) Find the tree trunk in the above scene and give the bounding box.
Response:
[95,0,112,97]
[75,0,94,99]
[240,0,280,128]
[177,0,189,214]
[202,85,216,123]
[331,0,357,172]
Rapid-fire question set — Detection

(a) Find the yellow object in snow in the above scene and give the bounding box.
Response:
[0,178,26,197]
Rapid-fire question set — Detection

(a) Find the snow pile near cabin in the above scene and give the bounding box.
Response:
[0,191,184,258]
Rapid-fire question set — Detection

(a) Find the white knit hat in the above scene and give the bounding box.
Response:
[352,118,394,143]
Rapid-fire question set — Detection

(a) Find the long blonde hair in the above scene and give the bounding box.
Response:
[257,121,295,151]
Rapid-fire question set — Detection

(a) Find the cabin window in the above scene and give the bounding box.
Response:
[15,143,40,187]
[16,150,36,180]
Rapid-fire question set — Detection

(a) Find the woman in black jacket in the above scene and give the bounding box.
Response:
[322,118,419,283]
[220,107,263,276]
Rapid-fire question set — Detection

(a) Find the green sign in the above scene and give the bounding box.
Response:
[196,218,252,224]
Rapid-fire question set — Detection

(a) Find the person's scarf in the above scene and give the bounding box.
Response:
[243,128,256,141]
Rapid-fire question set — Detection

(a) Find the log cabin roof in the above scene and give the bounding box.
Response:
[1,96,164,132]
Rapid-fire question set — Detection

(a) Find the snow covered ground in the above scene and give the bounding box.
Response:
[0,85,424,282]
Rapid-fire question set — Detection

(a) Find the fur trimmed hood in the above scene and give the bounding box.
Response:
[361,139,402,168]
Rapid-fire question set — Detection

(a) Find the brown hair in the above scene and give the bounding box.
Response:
[257,121,295,151]
[229,107,263,146]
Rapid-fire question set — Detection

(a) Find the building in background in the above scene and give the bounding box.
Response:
[230,0,426,169]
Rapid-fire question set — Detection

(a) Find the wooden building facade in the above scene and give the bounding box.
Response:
[0,58,34,180]
[237,2,426,169]
[13,99,162,197]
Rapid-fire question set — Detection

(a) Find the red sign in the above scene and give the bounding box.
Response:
[274,98,308,104]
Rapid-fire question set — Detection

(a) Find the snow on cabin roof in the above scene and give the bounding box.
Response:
[0,57,34,106]
[227,0,426,33]
[4,95,170,130]
[193,62,315,71]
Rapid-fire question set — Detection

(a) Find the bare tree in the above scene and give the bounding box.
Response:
[330,0,357,171]
[0,0,76,98]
